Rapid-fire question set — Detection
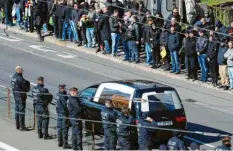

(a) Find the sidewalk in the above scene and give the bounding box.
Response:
[2,25,233,95]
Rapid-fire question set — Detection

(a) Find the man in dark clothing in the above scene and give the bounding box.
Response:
[167,131,186,150]
[32,77,53,139]
[168,26,180,74]
[2,0,13,26]
[121,15,131,61]
[166,7,181,26]
[99,6,111,54]
[167,17,182,32]
[218,39,229,90]
[116,107,134,150]
[55,0,65,39]
[184,30,197,80]
[11,66,30,130]
[62,0,73,41]
[138,112,158,150]
[143,17,153,65]
[159,25,169,71]
[215,136,231,150]
[68,87,83,150]
[207,35,219,86]
[101,99,118,150]
[55,84,69,148]
[151,22,161,69]
[70,3,81,44]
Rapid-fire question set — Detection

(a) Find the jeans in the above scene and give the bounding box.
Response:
[104,132,117,150]
[62,21,72,40]
[118,137,131,150]
[15,7,21,26]
[86,27,96,47]
[70,118,82,150]
[57,114,68,145]
[145,43,153,64]
[5,8,12,26]
[170,51,180,72]
[122,40,130,60]
[128,41,139,62]
[104,40,111,53]
[198,54,208,82]
[228,67,233,89]
[69,20,79,42]
[111,33,120,55]
[43,23,48,33]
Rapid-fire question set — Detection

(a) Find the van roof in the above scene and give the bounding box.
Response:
[105,80,172,90]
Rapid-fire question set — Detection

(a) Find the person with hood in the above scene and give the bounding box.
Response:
[101,99,118,150]
[167,131,186,150]
[215,136,232,150]
[166,7,181,26]
[217,38,229,90]
[224,41,233,91]
[184,30,197,81]
[167,26,181,74]
[138,112,158,150]
[116,107,134,150]
[196,30,209,82]
[206,34,219,86]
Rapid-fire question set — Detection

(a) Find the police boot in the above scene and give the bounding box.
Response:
[71,135,77,150]
[63,141,70,149]
[16,121,20,130]
[58,137,63,147]
[43,134,50,139]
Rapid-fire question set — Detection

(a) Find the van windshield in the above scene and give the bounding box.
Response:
[140,90,183,112]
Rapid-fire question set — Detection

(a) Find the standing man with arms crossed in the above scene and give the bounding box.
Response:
[32,77,53,139]
[11,66,30,131]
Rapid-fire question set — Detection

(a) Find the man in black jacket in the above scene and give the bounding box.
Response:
[11,66,30,130]
[207,35,219,86]
[62,0,73,41]
[184,31,197,80]
[55,0,65,39]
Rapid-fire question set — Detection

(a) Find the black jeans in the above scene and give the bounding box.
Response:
[185,56,197,79]
[152,45,160,65]
[209,59,218,84]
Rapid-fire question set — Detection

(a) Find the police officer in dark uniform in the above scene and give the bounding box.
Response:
[138,112,158,150]
[68,87,83,150]
[11,66,30,131]
[32,77,53,139]
[167,131,186,150]
[101,99,118,150]
[55,84,69,148]
[215,136,232,150]
[116,107,134,150]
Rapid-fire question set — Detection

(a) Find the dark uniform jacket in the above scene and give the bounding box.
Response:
[32,84,53,106]
[184,37,197,58]
[101,107,117,135]
[55,91,68,116]
[11,72,30,97]
[116,114,134,137]
[207,41,219,62]
[167,136,186,150]
[68,95,83,118]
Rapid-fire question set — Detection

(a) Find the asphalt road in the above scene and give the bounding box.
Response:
[0,30,232,150]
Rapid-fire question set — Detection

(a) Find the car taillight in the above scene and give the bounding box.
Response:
[175,116,187,123]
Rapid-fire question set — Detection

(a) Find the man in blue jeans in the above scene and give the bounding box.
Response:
[167,26,180,74]
[196,30,209,82]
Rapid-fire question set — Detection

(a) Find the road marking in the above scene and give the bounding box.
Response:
[0,85,7,89]
[0,142,20,151]
[0,33,24,41]
[0,35,21,42]
[184,136,215,148]
[9,76,36,86]
[29,45,57,52]
[57,52,76,58]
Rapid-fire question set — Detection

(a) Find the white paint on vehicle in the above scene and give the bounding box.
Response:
[56,52,76,58]
[29,45,57,52]
[0,142,20,151]
[184,136,215,148]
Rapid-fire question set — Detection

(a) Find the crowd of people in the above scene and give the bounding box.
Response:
[1,0,233,91]
[11,66,233,150]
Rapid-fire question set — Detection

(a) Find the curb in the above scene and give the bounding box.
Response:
[3,25,233,95]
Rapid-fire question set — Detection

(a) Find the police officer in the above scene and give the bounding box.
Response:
[138,112,158,150]
[55,84,69,148]
[32,77,53,139]
[215,136,232,150]
[11,66,30,131]
[116,107,134,150]
[101,99,118,150]
[68,87,83,150]
[167,131,186,150]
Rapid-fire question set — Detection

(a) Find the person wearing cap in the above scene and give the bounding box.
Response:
[224,41,233,92]
[190,142,200,150]
[32,77,53,139]
[218,39,229,90]
[55,84,69,148]
[206,34,219,86]
[196,29,209,82]
[167,131,186,150]
[138,112,158,150]
[215,136,232,150]
[116,107,134,150]
[67,87,83,150]
[184,30,198,81]
[11,66,30,131]
[101,99,118,150]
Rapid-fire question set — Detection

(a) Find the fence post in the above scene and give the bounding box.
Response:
[91,123,95,150]
[6,88,11,119]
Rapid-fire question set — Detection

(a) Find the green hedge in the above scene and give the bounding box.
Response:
[201,0,233,6]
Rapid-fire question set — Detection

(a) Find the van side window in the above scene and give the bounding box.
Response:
[99,87,131,111]
[79,87,97,100]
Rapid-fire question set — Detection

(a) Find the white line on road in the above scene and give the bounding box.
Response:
[0,85,7,89]
[0,142,20,151]
[184,136,215,148]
